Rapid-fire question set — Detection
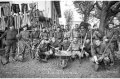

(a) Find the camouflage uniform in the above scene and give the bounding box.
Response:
[92,40,113,65]
[55,29,64,43]
[105,28,116,62]
[36,30,50,62]
[30,30,40,59]
[17,30,31,61]
[68,40,82,58]
[84,30,91,56]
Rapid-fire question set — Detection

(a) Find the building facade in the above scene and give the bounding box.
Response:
[38,1,61,29]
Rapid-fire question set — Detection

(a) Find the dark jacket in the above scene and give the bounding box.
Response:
[0,29,17,40]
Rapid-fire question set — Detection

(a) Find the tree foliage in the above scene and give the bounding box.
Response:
[95,1,120,33]
[74,1,120,33]
[73,1,95,22]
[64,9,73,30]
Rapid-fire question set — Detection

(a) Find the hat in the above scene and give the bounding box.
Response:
[79,22,90,30]
[57,26,61,28]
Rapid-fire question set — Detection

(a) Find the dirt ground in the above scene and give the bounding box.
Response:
[0,51,120,78]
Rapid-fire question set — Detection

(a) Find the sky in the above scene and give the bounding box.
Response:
[59,0,82,25]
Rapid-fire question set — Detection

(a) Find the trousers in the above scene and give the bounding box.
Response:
[5,40,17,61]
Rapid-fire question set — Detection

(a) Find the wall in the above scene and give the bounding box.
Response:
[51,2,59,26]
[38,1,51,18]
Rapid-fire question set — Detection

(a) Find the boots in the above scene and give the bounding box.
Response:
[1,56,9,65]
[41,55,49,63]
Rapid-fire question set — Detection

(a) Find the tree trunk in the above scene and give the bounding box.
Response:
[99,2,108,35]
[83,12,89,23]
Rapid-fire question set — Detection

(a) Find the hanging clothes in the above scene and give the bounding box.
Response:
[21,13,31,27]
[0,16,7,30]
[21,3,28,14]
[7,15,15,27]
[1,7,4,16]
[17,15,22,29]
[29,10,36,25]
[4,16,8,24]
[34,9,40,22]
[33,9,40,18]
[11,4,20,13]
[2,4,10,16]
[29,3,36,9]
[1,4,10,16]
[14,15,17,29]
[14,15,21,29]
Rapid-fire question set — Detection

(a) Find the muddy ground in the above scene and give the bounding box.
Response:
[0,51,120,78]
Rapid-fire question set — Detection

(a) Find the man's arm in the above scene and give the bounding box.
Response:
[99,43,106,54]
[0,31,7,40]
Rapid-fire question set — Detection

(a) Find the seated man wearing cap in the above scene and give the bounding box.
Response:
[67,38,83,63]
[91,37,113,67]
[36,28,51,62]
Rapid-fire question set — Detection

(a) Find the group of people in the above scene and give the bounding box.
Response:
[0,17,120,71]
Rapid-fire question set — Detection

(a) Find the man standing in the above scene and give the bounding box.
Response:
[0,26,18,65]
[105,23,116,65]
[17,25,31,62]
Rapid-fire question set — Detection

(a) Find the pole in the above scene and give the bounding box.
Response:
[91,27,93,56]
[18,14,20,56]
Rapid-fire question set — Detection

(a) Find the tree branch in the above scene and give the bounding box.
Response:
[89,3,96,12]
[108,1,118,9]
[78,3,84,13]
[114,2,120,10]
[96,2,102,10]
